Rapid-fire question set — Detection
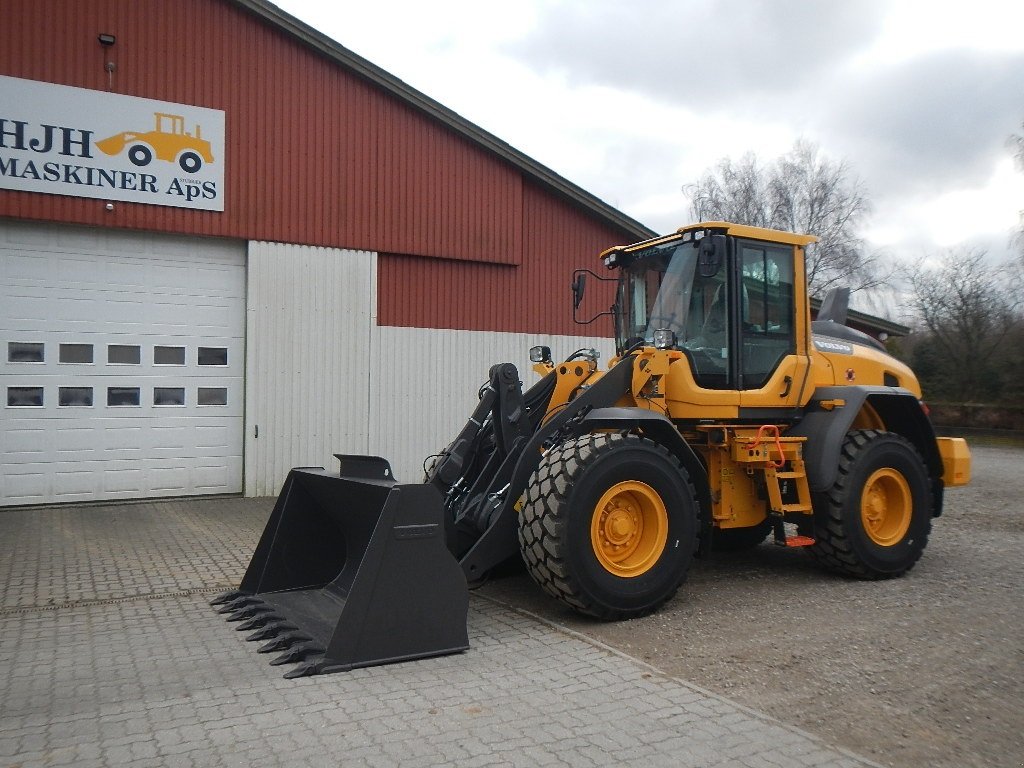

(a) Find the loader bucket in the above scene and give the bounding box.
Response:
[95,133,129,156]
[212,456,469,678]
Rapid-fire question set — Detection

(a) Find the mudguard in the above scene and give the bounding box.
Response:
[789,386,945,514]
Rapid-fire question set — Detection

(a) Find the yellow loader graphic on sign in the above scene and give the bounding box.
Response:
[96,112,214,173]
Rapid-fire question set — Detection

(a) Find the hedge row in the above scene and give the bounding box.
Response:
[926,403,1024,432]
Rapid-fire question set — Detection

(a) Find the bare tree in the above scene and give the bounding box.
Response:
[903,249,1022,402]
[685,140,878,294]
[1010,120,1024,255]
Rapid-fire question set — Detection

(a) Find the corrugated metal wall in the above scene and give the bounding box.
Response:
[369,326,615,484]
[0,1,620,262]
[0,0,527,261]
[1,0,636,341]
[243,241,615,495]
[244,241,375,496]
[5,1,639,499]
[376,180,621,337]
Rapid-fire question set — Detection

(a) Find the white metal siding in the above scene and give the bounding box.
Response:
[244,242,376,496]
[369,327,615,482]
[242,240,613,495]
[0,221,245,505]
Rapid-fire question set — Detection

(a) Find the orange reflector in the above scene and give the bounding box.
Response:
[785,535,816,548]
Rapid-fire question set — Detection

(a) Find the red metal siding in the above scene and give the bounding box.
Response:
[377,181,620,336]
[1,0,640,337]
[0,0,528,264]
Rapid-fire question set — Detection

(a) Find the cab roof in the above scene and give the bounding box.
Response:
[600,221,818,259]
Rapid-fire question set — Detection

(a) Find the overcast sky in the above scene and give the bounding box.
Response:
[276,0,1024,266]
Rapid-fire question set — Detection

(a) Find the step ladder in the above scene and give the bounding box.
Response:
[733,427,815,547]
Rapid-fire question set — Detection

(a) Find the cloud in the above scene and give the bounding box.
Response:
[507,1,1024,246]
[508,0,887,108]
[820,50,1024,198]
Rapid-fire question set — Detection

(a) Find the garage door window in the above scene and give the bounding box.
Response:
[198,387,228,406]
[8,342,44,363]
[59,387,94,407]
[154,387,185,406]
[59,343,94,364]
[154,346,185,365]
[8,386,44,406]
[108,344,141,365]
[107,387,140,406]
[198,346,228,366]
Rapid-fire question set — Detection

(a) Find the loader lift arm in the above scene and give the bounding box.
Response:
[427,355,638,582]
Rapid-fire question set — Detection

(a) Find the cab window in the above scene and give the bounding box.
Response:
[740,243,795,389]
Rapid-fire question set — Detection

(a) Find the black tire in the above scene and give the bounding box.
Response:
[517,433,700,620]
[808,430,932,579]
[127,144,153,167]
[178,151,202,173]
[713,519,772,551]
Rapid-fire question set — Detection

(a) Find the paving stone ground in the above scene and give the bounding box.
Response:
[0,498,881,767]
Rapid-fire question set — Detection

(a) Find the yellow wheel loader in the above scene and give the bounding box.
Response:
[95,112,213,173]
[212,221,971,677]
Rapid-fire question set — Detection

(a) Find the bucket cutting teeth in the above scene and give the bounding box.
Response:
[282,660,323,679]
[216,596,258,614]
[269,642,323,666]
[245,620,297,642]
[225,604,275,622]
[209,590,246,607]
[257,631,313,654]
[236,613,282,631]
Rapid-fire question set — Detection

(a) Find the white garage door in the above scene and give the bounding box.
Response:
[0,221,245,506]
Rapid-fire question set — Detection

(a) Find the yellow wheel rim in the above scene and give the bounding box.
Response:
[860,468,912,547]
[590,481,668,577]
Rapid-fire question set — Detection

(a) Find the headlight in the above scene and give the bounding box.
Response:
[652,329,677,350]
[529,345,552,363]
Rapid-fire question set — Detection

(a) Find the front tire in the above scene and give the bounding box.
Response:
[178,151,203,173]
[808,430,932,579]
[127,144,153,167]
[518,433,700,620]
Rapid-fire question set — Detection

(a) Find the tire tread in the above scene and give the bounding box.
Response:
[807,429,932,579]
[517,433,699,620]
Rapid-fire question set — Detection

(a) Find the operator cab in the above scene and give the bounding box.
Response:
[601,223,814,393]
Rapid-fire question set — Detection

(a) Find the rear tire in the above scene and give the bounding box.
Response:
[808,430,932,579]
[517,433,700,620]
[178,151,203,173]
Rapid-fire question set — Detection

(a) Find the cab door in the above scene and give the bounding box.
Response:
[736,240,811,410]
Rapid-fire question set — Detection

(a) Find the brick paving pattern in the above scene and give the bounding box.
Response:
[0,499,880,767]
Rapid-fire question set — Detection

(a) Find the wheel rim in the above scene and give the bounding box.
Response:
[860,468,912,546]
[590,481,668,577]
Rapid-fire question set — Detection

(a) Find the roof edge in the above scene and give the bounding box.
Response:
[229,0,657,240]
[809,297,910,337]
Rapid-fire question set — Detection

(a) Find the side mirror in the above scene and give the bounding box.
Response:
[698,235,726,277]
[572,271,587,310]
[571,268,616,325]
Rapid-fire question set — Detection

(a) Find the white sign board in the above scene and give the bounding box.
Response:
[0,75,225,211]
